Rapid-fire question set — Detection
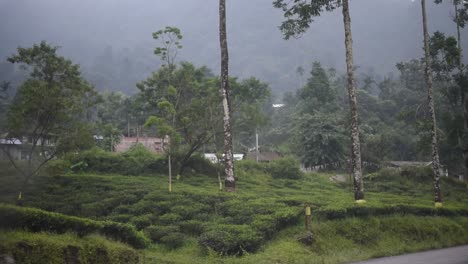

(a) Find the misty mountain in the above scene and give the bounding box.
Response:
[1,0,466,95]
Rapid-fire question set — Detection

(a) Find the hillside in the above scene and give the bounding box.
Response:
[1,159,468,263]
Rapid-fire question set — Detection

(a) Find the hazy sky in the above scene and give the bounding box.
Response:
[1,0,466,94]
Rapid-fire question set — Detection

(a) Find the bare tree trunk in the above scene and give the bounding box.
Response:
[219,0,235,192]
[421,0,443,203]
[342,0,364,201]
[454,1,468,182]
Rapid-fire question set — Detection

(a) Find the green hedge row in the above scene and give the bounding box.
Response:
[0,231,140,264]
[236,157,303,179]
[0,204,149,249]
[64,146,167,176]
[316,204,468,220]
[53,145,221,176]
[198,206,299,256]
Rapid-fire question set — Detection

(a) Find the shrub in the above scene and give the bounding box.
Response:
[100,221,148,249]
[0,204,148,249]
[159,213,182,225]
[267,157,303,179]
[44,159,71,177]
[179,220,206,235]
[199,224,263,256]
[373,168,399,181]
[107,214,132,223]
[235,160,266,173]
[160,232,186,249]
[130,214,154,230]
[184,154,221,176]
[66,146,166,176]
[0,231,140,264]
[145,225,179,243]
[400,166,433,181]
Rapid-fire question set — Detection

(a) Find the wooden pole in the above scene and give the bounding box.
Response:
[304,203,312,231]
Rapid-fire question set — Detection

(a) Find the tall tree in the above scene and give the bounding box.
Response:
[295,62,345,169]
[273,0,364,201]
[428,32,465,175]
[219,0,235,192]
[421,0,443,205]
[144,26,183,192]
[452,0,468,182]
[435,0,468,183]
[3,42,95,199]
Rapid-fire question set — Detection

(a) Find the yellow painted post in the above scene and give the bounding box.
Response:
[304,203,312,231]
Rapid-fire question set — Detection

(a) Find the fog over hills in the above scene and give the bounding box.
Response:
[0,0,467,95]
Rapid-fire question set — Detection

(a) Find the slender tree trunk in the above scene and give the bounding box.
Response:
[219,0,235,192]
[256,128,259,163]
[168,154,172,192]
[421,0,443,203]
[342,0,364,201]
[454,1,468,182]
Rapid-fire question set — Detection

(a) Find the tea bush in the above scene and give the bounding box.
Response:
[66,146,166,176]
[0,231,140,264]
[0,204,148,248]
[199,224,263,256]
[267,157,303,179]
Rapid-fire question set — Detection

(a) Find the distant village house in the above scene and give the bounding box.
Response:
[114,136,168,154]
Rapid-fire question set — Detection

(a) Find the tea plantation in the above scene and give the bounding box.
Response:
[1,156,468,263]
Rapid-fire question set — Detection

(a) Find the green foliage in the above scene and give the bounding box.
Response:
[199,224,263,256]
[152,26,183,67]
[66,146,166,175]
[3,41,97,181]
[138,62,221,174]
[267,157,303,180]
[145,224,185,249]
[179,220,206,236]
[290,62,346,169]
[5,42,94,143]
[95,123,122,152]
[235,160,267,173]
[159,213,182,225]
[296,112,345,168]
[184,154,221,176]
[160,232,186,249]
[0,231,140,264]
[130,214,154,230]
[273,0,338,40]
[0,204,149,248]
[44,159,71,177]
[145,225,179,243]
[2,164,468,259]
